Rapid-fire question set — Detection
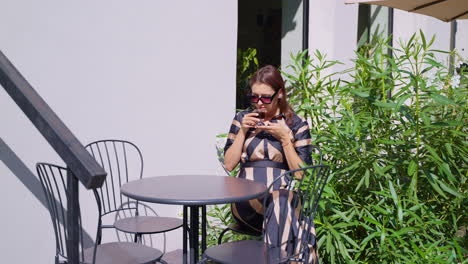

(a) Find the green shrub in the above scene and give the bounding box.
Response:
[284,31,467,263]
[209,31,467,263]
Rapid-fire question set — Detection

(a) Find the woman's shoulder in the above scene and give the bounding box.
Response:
[288,112,310,132]
[290,112,308,125]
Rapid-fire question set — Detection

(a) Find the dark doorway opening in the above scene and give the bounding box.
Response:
[236,0,282,109]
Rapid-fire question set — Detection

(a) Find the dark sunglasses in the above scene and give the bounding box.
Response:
[248,89,280,104]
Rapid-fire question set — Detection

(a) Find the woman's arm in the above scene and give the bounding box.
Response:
[224,129,246,171]
[258,119,311,179]
[224,112,260,171]
[281,138,305,171]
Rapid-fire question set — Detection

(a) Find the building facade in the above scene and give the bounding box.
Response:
[0,1,465,263]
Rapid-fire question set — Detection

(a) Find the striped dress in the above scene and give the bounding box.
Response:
[224,110,318,263]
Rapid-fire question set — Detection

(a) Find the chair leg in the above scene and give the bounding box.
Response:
[197,254,208,264]
[134,233,142,243]
[96,228,102,245]
[217,227,230,245]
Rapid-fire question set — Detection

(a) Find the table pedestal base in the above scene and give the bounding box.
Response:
[183,205,207,264]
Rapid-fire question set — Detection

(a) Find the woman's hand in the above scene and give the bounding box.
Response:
[240,113,260,132]
[257,120,292,145]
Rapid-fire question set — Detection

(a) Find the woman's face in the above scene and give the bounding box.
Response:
[251,82,281,116]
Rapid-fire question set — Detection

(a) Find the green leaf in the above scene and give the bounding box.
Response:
[340,232,360,248]
[407,160,417,176]
[431,94,456,105]
[373,205,390,215]
[397,202,403,223]
[378,139,406,145]
[425,145,443,163]
[326,232,333,253]
[331,208,351,222]
[352,91,370,98]
[430,121,464,127]
[355,169,369,192]
[444,143,454,157]
[364,168,370,188]
[389,181,398,206]
[339,161,360,174]
[439,163,456,182]
[360,232,379,248]
[363,216,382,227]
[373,101,397,108]
[421,29,427,49]
[437,180,463,198]
[424,58,444,68]
[391,227,416,237]
[425,173,449,199]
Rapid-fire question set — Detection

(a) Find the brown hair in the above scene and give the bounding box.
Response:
[249,65,294,126]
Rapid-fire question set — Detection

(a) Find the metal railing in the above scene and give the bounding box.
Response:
[0,50,107,264]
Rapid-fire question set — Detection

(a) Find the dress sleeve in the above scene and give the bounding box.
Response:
[224,111,244,154]
[292,116,313,165]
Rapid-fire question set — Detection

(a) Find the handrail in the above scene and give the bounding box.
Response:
[1,50,108,263]
[0,50,106,189]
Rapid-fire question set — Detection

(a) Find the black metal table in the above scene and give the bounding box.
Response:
[121,175,266,264]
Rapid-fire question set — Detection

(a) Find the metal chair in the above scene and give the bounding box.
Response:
[216,144,324,245]
[36,162,163,264]
[85,139,183,247]
[202,164,330,264]
[113,201,180,257]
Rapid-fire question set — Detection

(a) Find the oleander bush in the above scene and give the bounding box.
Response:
[284,31,467,263]
[208,31,467,263]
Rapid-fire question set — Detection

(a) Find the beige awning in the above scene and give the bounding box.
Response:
[345,0,468,22]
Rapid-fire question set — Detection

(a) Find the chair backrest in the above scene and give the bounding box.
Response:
[215,142,233,176]
[85,139,143,216]
[36,163,88,263]
[309,145,323,165]
[262,164,330,263]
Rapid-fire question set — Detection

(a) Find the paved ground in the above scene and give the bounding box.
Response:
[161,249,183,264]
[161,250,216,264]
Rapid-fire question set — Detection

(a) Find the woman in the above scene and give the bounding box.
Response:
[224,65,318,262]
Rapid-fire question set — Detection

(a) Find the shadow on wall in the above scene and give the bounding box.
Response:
[0,138,94,248]
[282,0,302,39]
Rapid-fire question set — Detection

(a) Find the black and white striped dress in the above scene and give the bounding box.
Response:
[224,110,318,263]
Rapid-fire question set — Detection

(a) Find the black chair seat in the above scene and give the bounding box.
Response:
[83,242,163,264]
[227,222,261,236]
[114,216,183,234]
[204,240,287,264]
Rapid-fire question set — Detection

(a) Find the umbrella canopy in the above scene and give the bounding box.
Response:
[345,0,468,22]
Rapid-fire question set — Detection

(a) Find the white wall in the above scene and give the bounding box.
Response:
[307,2,467,74]
[309,0,359,73]
[455,20,468,62]
[0,0,237,263]
[393,9,451,63]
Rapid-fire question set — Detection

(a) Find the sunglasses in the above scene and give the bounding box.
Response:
[248,89,280,104]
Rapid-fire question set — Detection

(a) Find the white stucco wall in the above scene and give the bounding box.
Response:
[455,20,468,62]
[393,9,451,63]
[0,0,237,263]
[306,2,467,75]
[308,0,359,74]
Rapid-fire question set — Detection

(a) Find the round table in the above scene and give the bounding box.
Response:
[121,175,266,264]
